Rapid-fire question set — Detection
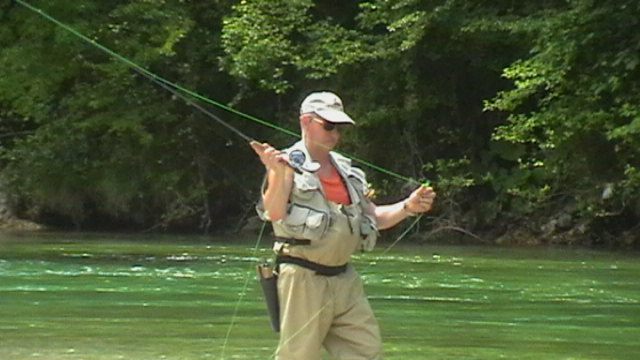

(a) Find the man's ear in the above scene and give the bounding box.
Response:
[300,114,313,128]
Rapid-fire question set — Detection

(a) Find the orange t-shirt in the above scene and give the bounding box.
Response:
[320,170,351,205]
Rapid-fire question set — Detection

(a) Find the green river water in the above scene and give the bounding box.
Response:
[0,232,638,360]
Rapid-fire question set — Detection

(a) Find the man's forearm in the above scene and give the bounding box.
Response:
[262,167,294,221]
[374,201,412,230]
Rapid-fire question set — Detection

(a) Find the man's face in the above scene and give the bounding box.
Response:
[305,115,344,150]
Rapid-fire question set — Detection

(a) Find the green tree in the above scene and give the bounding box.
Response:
[486,0,640,245]
[0,0,257,231]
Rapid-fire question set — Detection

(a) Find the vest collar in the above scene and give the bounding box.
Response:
[287,140,361,205]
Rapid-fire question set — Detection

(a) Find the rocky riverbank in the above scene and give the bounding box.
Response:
[0,218,44,231]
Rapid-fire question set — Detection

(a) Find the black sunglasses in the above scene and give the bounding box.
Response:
[312,117,338,131]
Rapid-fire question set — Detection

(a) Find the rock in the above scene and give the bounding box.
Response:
[0,185,11,221]
[542,212,573,235]
[0,181,44,231]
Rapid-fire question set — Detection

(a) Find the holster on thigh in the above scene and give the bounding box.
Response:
[257,264,280,332]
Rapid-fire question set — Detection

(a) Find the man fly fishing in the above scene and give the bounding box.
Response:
[250,91,436,360]
[11,2,434,358]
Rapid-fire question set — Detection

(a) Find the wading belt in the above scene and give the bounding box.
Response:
[276,237,311,246]
[276,255,348,277]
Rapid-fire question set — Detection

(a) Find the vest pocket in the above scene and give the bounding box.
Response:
[293,173,320,201]
[283,204,329,241]
[359,214,379,252]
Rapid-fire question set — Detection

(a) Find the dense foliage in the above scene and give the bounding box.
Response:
[1,0,638,246]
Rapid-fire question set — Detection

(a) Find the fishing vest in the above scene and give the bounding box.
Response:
[257,141,378,266]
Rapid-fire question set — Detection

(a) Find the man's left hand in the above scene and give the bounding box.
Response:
[404,186,436,215]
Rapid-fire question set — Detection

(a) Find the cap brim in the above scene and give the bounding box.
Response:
[315,109,355,125]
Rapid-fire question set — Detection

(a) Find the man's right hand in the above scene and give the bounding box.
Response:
[250,141,294,221]
[250,141,290,172]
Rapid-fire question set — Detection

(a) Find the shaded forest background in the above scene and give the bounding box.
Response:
[1,0,639,247]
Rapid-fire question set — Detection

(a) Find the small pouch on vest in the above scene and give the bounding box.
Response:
[282,205,329,241]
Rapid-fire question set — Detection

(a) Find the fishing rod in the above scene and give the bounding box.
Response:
[133,68,321,174]
[13,0,318,172]
[133,68,254,144]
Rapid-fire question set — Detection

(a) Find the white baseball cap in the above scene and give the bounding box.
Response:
[300,91,355,125]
